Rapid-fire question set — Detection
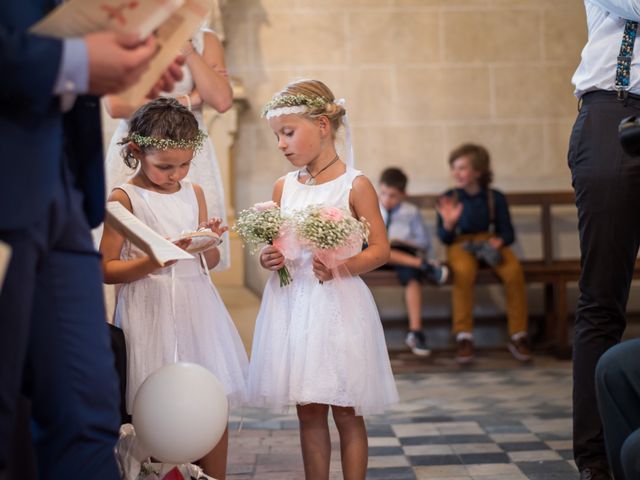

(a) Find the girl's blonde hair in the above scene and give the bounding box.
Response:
[266,79,346,135]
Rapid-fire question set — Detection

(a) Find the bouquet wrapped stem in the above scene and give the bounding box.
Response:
[233,201,295,287]
[270,240,293,287]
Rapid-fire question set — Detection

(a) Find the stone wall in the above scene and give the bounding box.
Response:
[223,0,588,297]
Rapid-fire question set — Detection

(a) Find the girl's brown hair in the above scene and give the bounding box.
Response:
[119,97,200,169]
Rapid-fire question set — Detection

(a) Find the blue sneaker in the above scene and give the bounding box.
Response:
[405,331,431,357]
[421,261,449,285]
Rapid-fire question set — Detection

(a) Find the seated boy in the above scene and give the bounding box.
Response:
[378,167,448,357]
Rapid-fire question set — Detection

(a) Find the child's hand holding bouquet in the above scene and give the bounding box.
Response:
[296,205,369,283]
[233,201,295,286]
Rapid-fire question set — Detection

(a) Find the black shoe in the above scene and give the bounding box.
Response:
[579,467,611,480]
[405,331,431,357]
[421,261,449,285]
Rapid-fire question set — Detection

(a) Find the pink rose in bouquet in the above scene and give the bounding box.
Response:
[295,204,369,282]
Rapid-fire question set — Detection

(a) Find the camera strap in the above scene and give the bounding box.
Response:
[615,20,639,100]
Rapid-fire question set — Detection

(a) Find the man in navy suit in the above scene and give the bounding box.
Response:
[0,3,182,478]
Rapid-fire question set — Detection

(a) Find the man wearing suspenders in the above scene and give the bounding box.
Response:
[570,2,640,479]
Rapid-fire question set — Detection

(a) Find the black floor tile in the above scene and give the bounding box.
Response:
[499,441,552,452]
[408,454,462,466]
[369,446,405,456]
[366,467,416,479]
[517,460,579,474]
[459,452,511,464]
[400,434,491,445]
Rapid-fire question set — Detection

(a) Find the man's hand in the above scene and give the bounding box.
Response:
[85,32,157,96]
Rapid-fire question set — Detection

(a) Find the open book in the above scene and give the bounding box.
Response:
[0,241,11,293]
[106,201,194,267]
[31,0,211,104]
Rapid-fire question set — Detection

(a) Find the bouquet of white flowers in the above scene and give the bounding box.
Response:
[232,201,293,287]
[295,205,369,281]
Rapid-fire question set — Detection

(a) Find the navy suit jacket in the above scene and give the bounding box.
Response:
[0,1,105,230]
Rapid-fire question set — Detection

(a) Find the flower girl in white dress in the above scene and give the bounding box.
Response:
[100,98,248,479]
[249,79,398,479]
[103,27,232,270]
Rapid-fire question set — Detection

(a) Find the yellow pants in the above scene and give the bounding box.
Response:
[446,233,528,337]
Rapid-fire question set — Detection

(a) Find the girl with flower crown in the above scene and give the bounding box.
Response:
[249,79,398,479]
[99,97,248,479]
[102,26,233,270]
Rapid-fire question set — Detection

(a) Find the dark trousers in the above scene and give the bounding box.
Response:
[596,339,640,480]
[569,91,640,471]
[0,165,120,479]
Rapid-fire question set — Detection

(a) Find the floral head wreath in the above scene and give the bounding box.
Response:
[121,130,208,154]
[261,94,329,119]
[262,93,356,169]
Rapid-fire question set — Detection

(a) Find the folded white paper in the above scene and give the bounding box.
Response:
[30,0,211,105]
[31,0,184,40]
[105,201,194,266]
[117,0,211,104]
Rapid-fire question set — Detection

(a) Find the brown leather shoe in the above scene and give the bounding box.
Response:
[508,335,533,362]
[579,467,611,480]
[456,338,474,364]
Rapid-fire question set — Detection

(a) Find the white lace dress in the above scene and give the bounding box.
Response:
[248,168,399,415]
[114,181,248,413]
[103,28,230,270]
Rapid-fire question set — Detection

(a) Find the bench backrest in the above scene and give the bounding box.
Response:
[405,191,576,265]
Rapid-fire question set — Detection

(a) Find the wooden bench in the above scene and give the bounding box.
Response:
[362,191,582,358]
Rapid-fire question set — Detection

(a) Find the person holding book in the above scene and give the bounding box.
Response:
[377,167,448,357]
[100,98,248,479]
[0,3,185,478]
[103,26,233,270]
[436,144,532,364]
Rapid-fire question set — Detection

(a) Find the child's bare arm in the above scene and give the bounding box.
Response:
[343,176,390,276]
[193,183,225,269]
[100,188,166,284]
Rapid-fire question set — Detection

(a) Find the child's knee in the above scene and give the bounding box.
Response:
[297,403,329,423]
[331,406,360,426]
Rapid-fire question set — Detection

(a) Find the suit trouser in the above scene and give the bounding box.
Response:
[569,91,640,471]
[446,233,528,336]
[596,339,640,480]
[0,164,120,479]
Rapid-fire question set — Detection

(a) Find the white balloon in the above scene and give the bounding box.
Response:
[132,362,229,464]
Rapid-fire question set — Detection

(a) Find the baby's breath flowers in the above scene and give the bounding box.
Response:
[261,94,328,117]
[233,201,293,287]
[121,130,208,154]
[296,205,369,283]
[296,205,369,252]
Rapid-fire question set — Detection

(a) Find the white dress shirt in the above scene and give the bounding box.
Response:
[573,0,640,97]
[380,201,432,253]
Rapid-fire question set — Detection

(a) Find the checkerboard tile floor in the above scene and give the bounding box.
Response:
[226,363,578,479]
